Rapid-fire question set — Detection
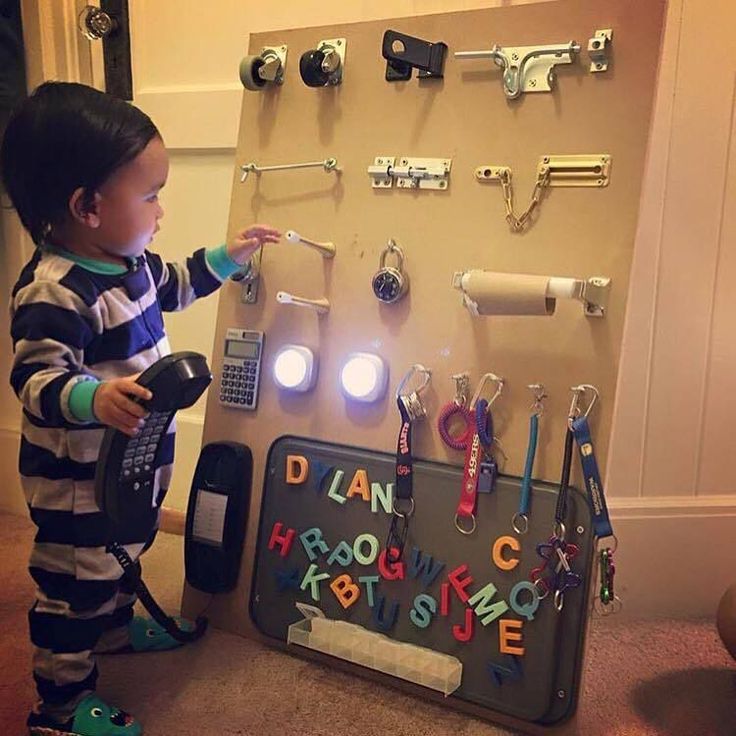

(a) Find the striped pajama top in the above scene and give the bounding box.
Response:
[9,245,235,611]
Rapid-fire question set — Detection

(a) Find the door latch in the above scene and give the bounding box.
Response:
[455,40,580,99]
[382,30,447,81]
[368,157,451,190]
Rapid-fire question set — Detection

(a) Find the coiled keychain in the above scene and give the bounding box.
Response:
[437,373,473,450]
[513,384,546,535]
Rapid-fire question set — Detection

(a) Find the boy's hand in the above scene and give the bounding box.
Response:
[94,375,153,436]
[227,224,281,265]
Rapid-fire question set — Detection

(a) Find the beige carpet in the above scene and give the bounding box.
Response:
[1,511,733,736]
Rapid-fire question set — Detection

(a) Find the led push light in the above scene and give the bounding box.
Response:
[273,345,317,392]
[340,353,388,402]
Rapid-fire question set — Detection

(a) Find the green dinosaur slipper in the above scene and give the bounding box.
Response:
[27,694,142,735]
[127,615,194,652]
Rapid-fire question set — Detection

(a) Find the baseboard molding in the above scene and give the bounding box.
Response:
[607,499,736,619]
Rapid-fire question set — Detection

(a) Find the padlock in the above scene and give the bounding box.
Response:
[372,239,409,304]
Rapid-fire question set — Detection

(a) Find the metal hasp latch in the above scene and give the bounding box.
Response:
[368,157,451,190]
[239,45,288,90]
[382,30,447,81]
[588,29,613,72]
[455,41,580,99]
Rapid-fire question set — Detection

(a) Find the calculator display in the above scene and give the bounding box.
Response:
[225,340,259,359]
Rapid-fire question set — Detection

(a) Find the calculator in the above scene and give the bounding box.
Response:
[219,328,264,410]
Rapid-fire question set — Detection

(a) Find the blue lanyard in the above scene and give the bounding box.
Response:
[514,413,538,533]
[571,415,613,539]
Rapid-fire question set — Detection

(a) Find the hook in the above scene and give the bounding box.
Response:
[568,384,599,427]
[451,372,470,407]
[470,372,504,409]
[528,383,547,415]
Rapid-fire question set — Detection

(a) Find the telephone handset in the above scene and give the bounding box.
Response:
[95,351,213,644]
[95,351,212,526]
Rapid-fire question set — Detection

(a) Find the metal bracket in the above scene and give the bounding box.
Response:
[259,45,288,83]
[382,30,447,81]
[581,277,611,317]
[540,155,611,187]
[588,29,613,73]
[231,258,260,304]
[368,156,451,190]
[455,41,580,99]
[474,166,512,182]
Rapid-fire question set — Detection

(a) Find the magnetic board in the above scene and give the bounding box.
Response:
[251,436,595,725]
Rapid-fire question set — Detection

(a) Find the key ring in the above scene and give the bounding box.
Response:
[438,373,474,450]
[397,364,432,421]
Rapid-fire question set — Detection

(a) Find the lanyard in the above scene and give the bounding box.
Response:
[455,373,504,535]
[571,415,613,539]
[514,384,545,535]
[386,364,430,562]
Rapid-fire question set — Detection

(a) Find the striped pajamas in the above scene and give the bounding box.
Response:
[10,246,226,719]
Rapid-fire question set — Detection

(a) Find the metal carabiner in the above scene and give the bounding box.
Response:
[470,372,505,409]
[397,364,432,421]
[568,384,599,428]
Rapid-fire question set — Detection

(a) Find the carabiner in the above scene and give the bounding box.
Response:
[568,384,599,428]
[397,364,432,421]
[396,364,431,399]
[470,372,504,409]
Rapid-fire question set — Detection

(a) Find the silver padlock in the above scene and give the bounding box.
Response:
[372,240,408,304]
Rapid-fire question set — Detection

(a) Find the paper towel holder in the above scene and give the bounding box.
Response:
[452,270,611,317]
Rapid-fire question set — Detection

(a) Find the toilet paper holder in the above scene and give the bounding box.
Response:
[452,270,611,317]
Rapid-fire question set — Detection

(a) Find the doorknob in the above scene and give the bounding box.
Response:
[78,6,118,41]
[76,1,133,101]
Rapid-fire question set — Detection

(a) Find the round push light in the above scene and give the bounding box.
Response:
[340,353,388,402]
[273,345,317,392]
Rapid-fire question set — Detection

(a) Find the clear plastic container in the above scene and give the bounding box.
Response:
[287,603,462,696]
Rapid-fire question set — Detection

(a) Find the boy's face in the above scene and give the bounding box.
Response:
[94,136,168,258]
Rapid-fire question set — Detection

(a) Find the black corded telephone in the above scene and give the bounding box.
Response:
[94,351,251,643]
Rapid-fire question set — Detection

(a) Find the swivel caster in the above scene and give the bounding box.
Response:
[239,45,287,91]
[299,38,346,87]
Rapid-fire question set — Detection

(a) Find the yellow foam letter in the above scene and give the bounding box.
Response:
[499,619,525,656]
[492,535,521,571]
[286,455,308,484]
[346,469,370,501]
[331,574,361,609]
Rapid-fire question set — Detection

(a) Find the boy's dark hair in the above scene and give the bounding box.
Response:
[0,81,159,245]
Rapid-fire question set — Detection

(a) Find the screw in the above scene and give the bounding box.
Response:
[576,525,584,534]
[596,63,603,70]
[557,689,566,699]
[511,52,519,61]
[529,79,537,87]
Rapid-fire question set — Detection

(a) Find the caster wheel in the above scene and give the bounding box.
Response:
[240,55,267,91]
[299,49,329,87]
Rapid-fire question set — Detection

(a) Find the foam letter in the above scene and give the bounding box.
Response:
[370,482,393,514]
[509,581,540,622]
[286,455,308,484]
[453,607,474,642]
[378,548,406,580]
[440,582,451,616]
[326,540,354,567]
[499,619,525,656]
[492,535,521,571]
[331,574,361,609]
[274,566,301,592]
[300,564,330,602]
[326,469,346,504]
[372,594,399,632]
[353,533,379,565]
[468,582,509,626]
[268,522,296,558]
[346,469,370,502]
[407,547,445,588]
[410,594,437,629]
[358,575,380,608]
[447,564,474,603]
[299,527,329,562]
